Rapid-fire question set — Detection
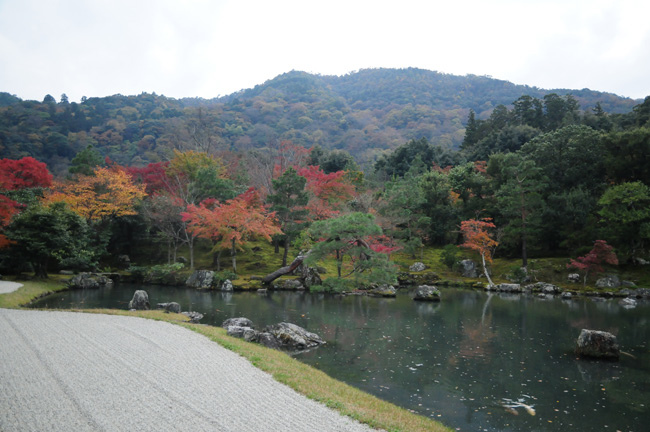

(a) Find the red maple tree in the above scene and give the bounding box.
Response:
[567,240,618,285]
[297,165,355,220]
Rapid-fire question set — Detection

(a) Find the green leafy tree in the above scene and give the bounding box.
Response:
[5,202,94,278]
[598,181,650,255]
[306,212,397,289]
[267,167,309,266]
[494,154,547,267]
[419,170,458,244]
[69,145,103,176]
[378,163,431,256]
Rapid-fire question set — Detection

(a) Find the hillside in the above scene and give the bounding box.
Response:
[0,68,641,175]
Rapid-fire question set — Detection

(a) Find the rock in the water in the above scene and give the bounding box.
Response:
[494,283,522,293]
[575,329,620,359]
[525,282,562,294]
[185,270,215,289]
[68,273,114,289]
[591,297,607,302]
[182,311,203,323]
[221,279,233,291]
[561,292,573,299]
[636,288,650,298]
[128,290,149,310]
[595,274,621,289]
[222,317,254,328]
[409,262,426,272]
[413,285,441,301]
[255,332,281,349]
[369,285,397,297]
[226,325,258,340]
[619,298,637,308]
[459,259,479,278]
[156,302,181,313]
[568,273,581,283]
[264,322,325,350]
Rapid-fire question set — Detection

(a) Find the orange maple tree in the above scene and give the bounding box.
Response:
[182,188,281,273]
[460,218,498,287]
[44,166,146,222]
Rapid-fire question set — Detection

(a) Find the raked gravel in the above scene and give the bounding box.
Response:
[0,308,378,432]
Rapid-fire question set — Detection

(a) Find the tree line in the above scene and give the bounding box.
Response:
[0,93,648,289]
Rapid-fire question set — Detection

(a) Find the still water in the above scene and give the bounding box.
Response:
[32,285,650,431]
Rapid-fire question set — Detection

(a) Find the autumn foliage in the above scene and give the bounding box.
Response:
[297,165,355,220]
[460,218,498,286]
[567,240,618,285]
[0,157,54,248]
[44,166,147,221]
[0,157,53,191]
[182,188,281,272]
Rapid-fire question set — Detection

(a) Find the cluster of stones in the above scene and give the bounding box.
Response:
[67,273,115,289]
[127,290,203,323]
[222,317,325,351]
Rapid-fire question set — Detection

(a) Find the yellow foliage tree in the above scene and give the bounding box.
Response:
[44,167,146,222]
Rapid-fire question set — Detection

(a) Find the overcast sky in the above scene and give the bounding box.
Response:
[1,0,649,103]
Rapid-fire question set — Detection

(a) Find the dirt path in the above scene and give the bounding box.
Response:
[0,308,377,432]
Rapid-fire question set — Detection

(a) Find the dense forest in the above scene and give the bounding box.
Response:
[0,68,640,176]
[1,68,649,288]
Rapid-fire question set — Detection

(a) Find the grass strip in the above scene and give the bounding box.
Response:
[2,279,452,432]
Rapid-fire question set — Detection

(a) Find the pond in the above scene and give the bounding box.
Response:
[31,284,650,432]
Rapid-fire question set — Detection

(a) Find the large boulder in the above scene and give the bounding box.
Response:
[275,279,305,290]
[264,322,325,350]
[409,262,426,272]
[221,279,233,291]
[185,270,215,289]
[595,274,621,289]
[459,259,479,278]
[369,285,397,297]
[68,273,114,289]
[493,283,522,293]
[568,273,581,283]
[299,266,322,288]
[413,285,441,302]
[525,282,562,294]
[182,311,203,323]
[619,298,637,308]
[222,317,254,328]
[156,302,181,313]
[576,329,620,359]
[128,290,150,310]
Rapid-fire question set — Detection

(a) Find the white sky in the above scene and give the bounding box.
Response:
[1,0,649,102]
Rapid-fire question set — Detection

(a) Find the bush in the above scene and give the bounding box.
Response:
[213,270,237,287]
[310,277,351,293]
[440,244,460,269]
[506,265,528,283]
[128,263,185,284]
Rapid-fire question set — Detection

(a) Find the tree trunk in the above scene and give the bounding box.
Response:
[34,259,49,279]
[282,236,290,267]
[520,190,528,268]
[481,252,495,288]
[231,238,237,273]
[261,250,310,284]
[274,237,280,254]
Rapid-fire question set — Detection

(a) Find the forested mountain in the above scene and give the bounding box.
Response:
[0,68,641,176]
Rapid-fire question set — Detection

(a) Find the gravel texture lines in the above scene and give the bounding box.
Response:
[0,308,377,432]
